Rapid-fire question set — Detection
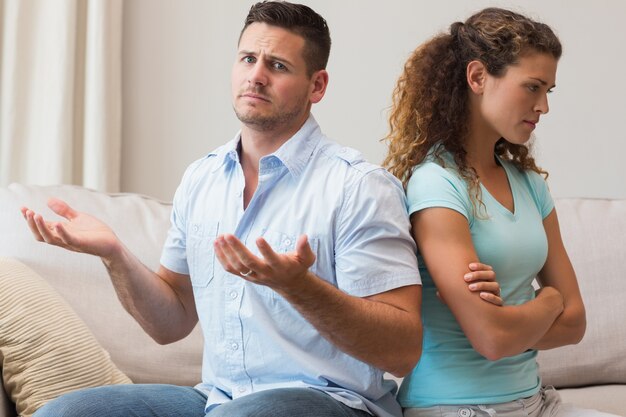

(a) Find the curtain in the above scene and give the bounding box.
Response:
[0,0,123,192]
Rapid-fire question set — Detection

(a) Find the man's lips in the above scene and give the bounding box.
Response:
[240,92,270,102]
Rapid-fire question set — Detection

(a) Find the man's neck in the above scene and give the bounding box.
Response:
[239,114,309,165]
[238,115,308,209]
[239,128,286,163]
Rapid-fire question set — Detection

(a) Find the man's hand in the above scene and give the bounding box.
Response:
[20,198,120,258]
[214,233,316,294]
[437,262,502,306]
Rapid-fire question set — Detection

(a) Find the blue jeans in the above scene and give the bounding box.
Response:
[33,384,373,417]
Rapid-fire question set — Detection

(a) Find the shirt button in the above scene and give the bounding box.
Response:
[458,408,474,417]
[229,291,238,299]
[230,342,239,350]
[283,239,291,246]
[192,225,199,233]
[238,386,247,393]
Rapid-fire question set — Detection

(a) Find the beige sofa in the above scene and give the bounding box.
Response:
[1,183,624,416]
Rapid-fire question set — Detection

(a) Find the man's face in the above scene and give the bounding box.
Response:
[231,23,319,133]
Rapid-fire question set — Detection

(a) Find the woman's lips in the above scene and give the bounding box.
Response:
[523,120,537,129]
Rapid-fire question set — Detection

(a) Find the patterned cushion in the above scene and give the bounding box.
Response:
[0,257,131,417]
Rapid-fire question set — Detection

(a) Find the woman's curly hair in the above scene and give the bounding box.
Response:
[383,8,562,207]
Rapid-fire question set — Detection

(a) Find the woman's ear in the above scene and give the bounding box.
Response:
[467,60,487,95]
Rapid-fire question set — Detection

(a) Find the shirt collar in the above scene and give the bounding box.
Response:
[208,133,243,173]
[210,114,321,178]
[270,114,321,179]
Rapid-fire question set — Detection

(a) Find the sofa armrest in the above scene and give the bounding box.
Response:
[0,375,16,417]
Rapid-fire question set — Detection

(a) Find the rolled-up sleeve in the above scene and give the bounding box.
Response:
[334,168,421,297]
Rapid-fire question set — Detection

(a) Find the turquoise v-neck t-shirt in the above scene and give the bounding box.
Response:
[398,151,554,407]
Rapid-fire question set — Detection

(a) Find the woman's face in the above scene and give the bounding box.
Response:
[480,52,558,145]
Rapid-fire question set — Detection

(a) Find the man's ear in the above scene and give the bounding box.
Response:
[310,69,329,104]
[467,60,487,95]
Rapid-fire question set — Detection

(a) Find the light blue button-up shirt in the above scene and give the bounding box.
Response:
[160,115,420,417]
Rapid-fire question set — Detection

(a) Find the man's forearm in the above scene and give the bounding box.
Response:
[101,244,197,344]
[276,272,422,377]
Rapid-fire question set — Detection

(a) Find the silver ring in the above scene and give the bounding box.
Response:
[240,269,253,277]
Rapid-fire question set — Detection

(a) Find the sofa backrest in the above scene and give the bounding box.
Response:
[1,184,625,389]
[536,198,626,388]
[0,183,203,386]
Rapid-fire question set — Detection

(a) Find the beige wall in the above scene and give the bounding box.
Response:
[121,0,626,201]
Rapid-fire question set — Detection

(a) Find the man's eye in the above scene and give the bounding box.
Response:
[272,62,287,70]
[243,56,255,64]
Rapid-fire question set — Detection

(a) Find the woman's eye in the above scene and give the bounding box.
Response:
[527,85,539,92]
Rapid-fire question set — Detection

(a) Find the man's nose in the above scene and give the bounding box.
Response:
[248,62,268,86]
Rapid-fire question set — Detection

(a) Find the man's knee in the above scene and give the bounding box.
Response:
[33,388,103,417]
[206,388,367,417]
[33,384,206,417]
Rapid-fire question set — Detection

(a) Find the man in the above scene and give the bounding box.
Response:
[23,2,422,417]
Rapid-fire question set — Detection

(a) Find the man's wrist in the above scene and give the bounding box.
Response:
[100,239,127,269]
[275,270,318,300]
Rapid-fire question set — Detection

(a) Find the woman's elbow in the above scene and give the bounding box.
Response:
[569,310,587,345]
[470,330,512,361]
[571,325,586,345]
[562,304,587,345]
[474,344,507,362]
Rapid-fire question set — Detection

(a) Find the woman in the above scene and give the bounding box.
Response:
[384,8,617,417]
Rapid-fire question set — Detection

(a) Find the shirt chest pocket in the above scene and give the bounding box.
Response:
[253,230,320,275]
[187,221,219,287]
[248,230,319,305]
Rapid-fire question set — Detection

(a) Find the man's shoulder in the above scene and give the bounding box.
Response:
[314,139,385,177]
[176,142,235,191]
[311,139,403,195]
[181,154,218,179]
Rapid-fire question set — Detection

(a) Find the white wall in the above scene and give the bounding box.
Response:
[122,0,626,201]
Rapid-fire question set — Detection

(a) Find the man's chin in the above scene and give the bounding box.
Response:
[236,115,279,131]
[234,108,275,127]
[234,106,306,133]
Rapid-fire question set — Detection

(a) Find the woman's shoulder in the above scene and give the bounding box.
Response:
[410,151,465,188]
[406,151,472,217]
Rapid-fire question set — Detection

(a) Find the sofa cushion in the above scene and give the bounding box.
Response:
[0,257,131,417]
[0,184,203,386]
[558,385,626,416]
[537,198,626,388]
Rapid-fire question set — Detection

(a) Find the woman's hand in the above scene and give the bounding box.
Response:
[437,262,503,306]
[465,262,502,306]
